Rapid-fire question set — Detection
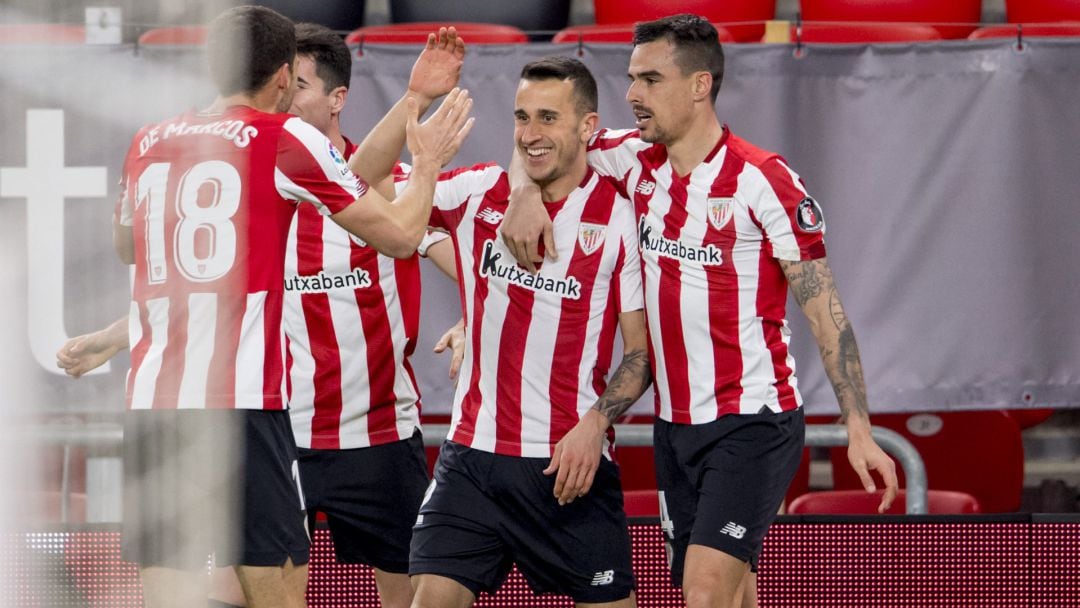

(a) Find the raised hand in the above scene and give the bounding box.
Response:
[406,87,474,169]
[408,27,466,105]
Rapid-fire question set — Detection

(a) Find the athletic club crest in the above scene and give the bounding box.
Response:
[707,197,734,230]
[796,197,825,232]
[577,223,607,255]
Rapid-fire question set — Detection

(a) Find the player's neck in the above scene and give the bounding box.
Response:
[209,88,283,115]
[325,118,347,155]
[665,112,725,177]
[539,160,588,204]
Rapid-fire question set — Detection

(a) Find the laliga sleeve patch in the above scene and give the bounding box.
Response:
[796,197,825,232]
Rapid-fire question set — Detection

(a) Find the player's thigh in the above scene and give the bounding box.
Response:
[306,433,429,572]
[409,442,513,597]
[500,456,635,604]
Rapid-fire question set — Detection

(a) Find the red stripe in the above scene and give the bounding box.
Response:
[356,246,398,445]
[757,252,799,410]
[494,284,532,455]
[152,299,185,409]
[703,153,747,416]
[452,182,509,444]
[395,255,423,412]
[592,243,623,400]
[657,171,693,423]
[297,211,343,447]
[206,293,241,409]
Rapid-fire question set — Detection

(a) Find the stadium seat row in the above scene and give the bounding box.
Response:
[3,0,1080,45]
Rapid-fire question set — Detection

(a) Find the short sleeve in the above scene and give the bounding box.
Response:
[612,199,644,313]
[746,157,827,262]
[275,117,367,216]
[587,128,643,193]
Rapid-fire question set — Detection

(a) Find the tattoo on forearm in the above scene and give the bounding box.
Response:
[593,349,651,424]
[784,259,871,422]
[784,260,825,307]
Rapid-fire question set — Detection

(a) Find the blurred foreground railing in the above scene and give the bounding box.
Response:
[26,421,927,522]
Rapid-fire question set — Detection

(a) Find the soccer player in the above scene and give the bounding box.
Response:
[500,14,899,608]
[281,23,462,608]
[391,57,650,608]
[109,7,472,608]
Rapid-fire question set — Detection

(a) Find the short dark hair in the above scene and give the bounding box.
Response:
[519,56,598,116]
[633,13,725,103]
[296,22,351,92]
[207,5,296,96]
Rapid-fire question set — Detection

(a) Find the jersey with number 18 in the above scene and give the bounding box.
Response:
[116,106,366,411]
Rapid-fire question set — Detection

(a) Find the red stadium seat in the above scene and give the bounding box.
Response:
[829,411,1024,512]
[1006,0,1080,23]
[795,22,943,43]
[800,0,981,39]
[346,22,528,45]
[138,26,208,46]
[1006,407,1056,429]
[788,489,981,515]
[552,23,736,44]
[969,23,1080,39]
[592,0,775,42]
[0,24,85,44]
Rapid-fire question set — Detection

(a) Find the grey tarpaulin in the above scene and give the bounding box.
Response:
[1,39,1077,416]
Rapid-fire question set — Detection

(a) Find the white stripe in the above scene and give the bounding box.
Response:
[177,292,216,409]
[731,190,777,414]
[380,258,422,441]
[234,291,267,409]
[284,215,317,446]
[325,219,371,442]
[682,166,722,424]
[130,297,169,410]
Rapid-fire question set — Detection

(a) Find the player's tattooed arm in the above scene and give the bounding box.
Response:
[544,310,650,505]
[592,348,651,424]
[781,257,868,422]
[781,257,899,512]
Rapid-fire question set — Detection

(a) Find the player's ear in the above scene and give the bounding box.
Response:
[580,111,598,143]
[692,71,712,103]
[329,86,348,115]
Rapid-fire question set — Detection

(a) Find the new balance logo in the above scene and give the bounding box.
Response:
[590,570,615,586]
[720,522,747,539]
[477,207,504,225]
[635,180,656,195]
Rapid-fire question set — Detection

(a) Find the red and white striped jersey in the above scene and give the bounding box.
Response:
[422,163,643,458]
[285,146,422,449]
[117,106,366,411]
[587,127,827,424]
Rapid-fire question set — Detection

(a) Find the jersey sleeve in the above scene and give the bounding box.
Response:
[275,117,367,216]
[417,229,450,257]
[612,198,644,313]
[407,162,504,232]
[115,129,147,227]
[746,156,827,262]
[586,128,642,193]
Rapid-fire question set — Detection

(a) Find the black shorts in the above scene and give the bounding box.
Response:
[121,409,309,569]
[654,408,804,586]
[410,441,635,603]
[299,430,429,573]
